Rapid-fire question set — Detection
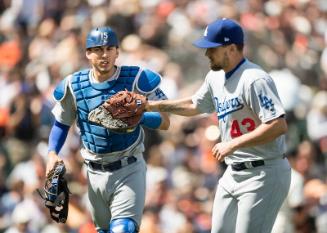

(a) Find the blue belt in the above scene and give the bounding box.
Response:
[231,160,265,171]
[88,156,137,172]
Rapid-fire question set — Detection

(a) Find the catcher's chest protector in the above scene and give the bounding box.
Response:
[70,67,141,154]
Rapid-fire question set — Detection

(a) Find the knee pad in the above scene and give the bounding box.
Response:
[109,218,138,233]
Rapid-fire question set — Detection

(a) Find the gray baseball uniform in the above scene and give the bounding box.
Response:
[52,66,167,230]
[192,59,291,233]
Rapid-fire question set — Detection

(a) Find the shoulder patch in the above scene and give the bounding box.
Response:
[53,77,69,102]
[136,69,161,94]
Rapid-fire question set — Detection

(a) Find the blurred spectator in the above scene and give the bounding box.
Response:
[0,0,327,232]
[0,30,22,70]
[139,207,161,233]
[294,140,326,181]
[272,152,305,233]
[304,179,327,233]
[307,91,327,157]
[5,88,40,165]
[269,69,301,112]
[6,151,45,194]
[0,180,25,231]
[4,202,36,233]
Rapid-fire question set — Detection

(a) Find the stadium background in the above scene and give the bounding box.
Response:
[0,0,326,232]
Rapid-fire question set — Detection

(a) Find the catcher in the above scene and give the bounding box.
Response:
[45,26,170,232]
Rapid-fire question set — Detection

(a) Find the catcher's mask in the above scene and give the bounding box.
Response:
[86,27,119,49]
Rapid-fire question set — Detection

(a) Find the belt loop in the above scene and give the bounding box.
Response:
[121,156,129,167]
[244,161,253,169]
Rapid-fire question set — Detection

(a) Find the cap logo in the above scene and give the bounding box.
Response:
[204,26,208,37]
[103,32,108,43]
[224,37,230,42]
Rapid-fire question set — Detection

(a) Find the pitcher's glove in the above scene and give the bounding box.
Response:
[88,90,147,133]
[37,161,70,223]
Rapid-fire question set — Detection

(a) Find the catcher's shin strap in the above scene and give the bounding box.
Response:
[87,156,137,172]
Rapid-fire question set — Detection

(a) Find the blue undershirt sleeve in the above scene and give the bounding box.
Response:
[140,112,162,129]
[48,120,70,154]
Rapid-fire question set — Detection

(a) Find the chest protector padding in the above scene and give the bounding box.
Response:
[70,66,141,154]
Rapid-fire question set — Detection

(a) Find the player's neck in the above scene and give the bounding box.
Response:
[92,66,117,82]
[224,55,244,73]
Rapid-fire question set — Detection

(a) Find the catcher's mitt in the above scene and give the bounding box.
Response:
[88,90,147,133]
[37,161,70,223]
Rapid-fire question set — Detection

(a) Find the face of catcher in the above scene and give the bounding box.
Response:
[86,46,119,78]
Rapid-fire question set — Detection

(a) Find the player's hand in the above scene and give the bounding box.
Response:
[46,151,62,175]
[212,141,237,162]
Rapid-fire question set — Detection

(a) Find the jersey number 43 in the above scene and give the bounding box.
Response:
[230,118,256,138]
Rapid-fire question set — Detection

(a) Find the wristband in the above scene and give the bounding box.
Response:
[140,112,162,129]
[48,121,70,154]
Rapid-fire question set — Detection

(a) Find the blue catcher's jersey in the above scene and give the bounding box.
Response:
[70,66,141,154]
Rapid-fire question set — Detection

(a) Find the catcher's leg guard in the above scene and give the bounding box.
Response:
[109,218,138,233]
[98,230,106,233]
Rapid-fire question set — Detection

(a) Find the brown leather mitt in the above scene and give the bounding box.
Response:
[88,90,147,133]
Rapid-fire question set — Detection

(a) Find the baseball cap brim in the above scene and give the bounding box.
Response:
[192,38,224,48]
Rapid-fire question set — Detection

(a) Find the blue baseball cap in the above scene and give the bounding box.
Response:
[193,18,244,48]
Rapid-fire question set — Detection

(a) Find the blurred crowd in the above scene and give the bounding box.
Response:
[0,0,326,233]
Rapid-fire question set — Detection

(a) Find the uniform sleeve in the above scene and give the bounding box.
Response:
[146,87,168,101]
[51,87,76,126]
[192,77,215,114]
[247,77,285,123]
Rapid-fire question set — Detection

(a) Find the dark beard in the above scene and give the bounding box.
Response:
[210,64,222,71]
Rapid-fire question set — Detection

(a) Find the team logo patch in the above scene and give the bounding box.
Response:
[103,32,108,43]
[136,99,142,106]
[258,94,275,113]
[155,89,166,99]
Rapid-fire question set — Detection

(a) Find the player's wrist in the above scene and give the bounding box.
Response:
[144,102,150,112]
[230,138,241,151]
[46,152,62,174]
[48,150,58,156]
[47,151,60,163]
[145,101,154,112]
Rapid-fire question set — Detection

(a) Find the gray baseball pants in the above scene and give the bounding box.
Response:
[211,157,291,233]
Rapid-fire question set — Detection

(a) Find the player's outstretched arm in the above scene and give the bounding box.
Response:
[146,97,201,117]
